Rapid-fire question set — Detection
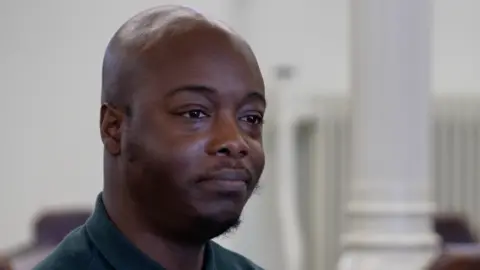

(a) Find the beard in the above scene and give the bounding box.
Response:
[185,212,242,243]
[122,133,248,244]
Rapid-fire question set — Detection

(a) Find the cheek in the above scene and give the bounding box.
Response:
[123,132,204,202]
[170,137,209,175]
[141,128,209,176]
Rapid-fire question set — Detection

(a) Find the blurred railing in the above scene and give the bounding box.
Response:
[271,94,480,270]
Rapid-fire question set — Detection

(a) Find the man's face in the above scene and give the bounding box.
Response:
[121,26,265,241]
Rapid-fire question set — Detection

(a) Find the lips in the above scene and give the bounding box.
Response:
[201,168,252,184]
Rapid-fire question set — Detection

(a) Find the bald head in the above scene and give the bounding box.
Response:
[101,5,256,109]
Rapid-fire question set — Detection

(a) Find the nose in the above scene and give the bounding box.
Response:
[216,142,248,158]
[206,116,249,159]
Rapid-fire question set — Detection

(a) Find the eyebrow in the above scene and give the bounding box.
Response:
[166,84,266,106]
[244,91,267,107]
[166,85,216,97]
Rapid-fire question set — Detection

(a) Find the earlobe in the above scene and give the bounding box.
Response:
[100,103,124,155]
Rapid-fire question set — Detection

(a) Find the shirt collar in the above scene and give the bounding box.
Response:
[86,193,217,270]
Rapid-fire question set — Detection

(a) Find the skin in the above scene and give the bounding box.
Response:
[99,6,266,270]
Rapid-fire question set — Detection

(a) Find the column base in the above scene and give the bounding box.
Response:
[338,247,438,270]
[337,199,439,270]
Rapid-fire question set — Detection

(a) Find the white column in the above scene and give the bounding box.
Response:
[339,1,439,270]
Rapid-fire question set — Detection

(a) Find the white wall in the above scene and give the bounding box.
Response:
[0,0,479,268]
[433,0,480,92]
[246,0,350,94]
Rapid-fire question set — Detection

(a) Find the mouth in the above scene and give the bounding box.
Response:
[198,169,251,192]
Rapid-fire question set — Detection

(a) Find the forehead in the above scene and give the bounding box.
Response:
[136,25,264,99]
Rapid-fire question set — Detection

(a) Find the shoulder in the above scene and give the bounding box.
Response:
[33,226,98,270]
[210,241,264,270]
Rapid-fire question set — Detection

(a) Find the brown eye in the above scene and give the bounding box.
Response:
[182,110,209,119]
[241,115,264,125]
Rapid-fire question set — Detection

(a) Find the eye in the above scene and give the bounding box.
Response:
[240,114,264,125]
[182,110,209,119]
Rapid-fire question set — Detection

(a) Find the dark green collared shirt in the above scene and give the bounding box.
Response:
[33,194,263,270]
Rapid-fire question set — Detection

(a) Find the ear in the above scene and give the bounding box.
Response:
[100,103,124,155]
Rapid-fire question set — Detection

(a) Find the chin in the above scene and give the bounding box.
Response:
[190,210,242,241]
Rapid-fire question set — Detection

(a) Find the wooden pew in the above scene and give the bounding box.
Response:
[433,213,477,246]
[0,256,12,270]
[428,245,480,270]
[5,210,91,270]
[428,213,480,269]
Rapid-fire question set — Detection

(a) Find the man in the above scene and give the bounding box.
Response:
[34,5,266,270]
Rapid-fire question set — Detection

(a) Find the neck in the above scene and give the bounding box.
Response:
[103,187,207,270]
